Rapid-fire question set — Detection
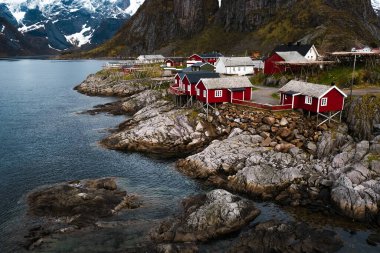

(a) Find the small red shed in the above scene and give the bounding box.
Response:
[195,76,253,104]
[279,80,347,125]
[165,58,185,67]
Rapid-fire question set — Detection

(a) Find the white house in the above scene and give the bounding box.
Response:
[215,57,256,76]
[274,43,320,61]
[351,46,372,53]
[137,55,165,64]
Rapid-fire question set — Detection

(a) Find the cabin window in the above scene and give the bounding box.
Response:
[197,89,200,96]
[321,98,328,106]
[203,90,207,98]
[215,90,222,97]
[305,96,312,105]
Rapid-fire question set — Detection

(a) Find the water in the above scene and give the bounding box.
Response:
[0,60,203,252]
[0,60,378,252]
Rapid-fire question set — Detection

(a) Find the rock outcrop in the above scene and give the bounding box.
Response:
[25,178,140,250]
[75,72,150,96]
[228,220,343,253]
[102,106,219,156]
[151,189,260,243]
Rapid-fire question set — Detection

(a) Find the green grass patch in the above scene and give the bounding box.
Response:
[271,93,280,99]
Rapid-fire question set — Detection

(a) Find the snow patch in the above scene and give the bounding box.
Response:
[372,0,380,11]
[125,0,145,15]
[48,44,62,51]
[19,23,45,33]
[64,24,93,47]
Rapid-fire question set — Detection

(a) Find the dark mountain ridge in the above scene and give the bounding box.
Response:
[81,0,380,57]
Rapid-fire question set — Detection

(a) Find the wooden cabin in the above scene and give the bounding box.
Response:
[195,76,253,104]
[187,52,224,67]
[171,72,219,96]
[165,58,185,67]
[279,80,347,125]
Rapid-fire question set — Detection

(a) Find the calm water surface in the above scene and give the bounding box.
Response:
[0,60,378,252]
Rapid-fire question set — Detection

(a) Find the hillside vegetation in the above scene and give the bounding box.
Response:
[64,0,380,58]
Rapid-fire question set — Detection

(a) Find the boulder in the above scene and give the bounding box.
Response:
[102,108,215,156]
[228,220,343,253]
[262,116,276,126]
[151,189,260,243]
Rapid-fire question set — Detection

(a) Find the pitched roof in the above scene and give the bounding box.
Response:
[191,62,215,67]
[274,44,313,56]
[218,57,255,67]
[276,51,308,63]
[185,72,220,84]
[200,76,253,89]
[279,80,347,98]
[138,55,165,59]
[200,52,224,58]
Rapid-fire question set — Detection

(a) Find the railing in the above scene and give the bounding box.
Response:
[232,99,292,111]
[168,86,186,95]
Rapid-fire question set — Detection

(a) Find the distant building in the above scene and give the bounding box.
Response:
[137,55,165,64]
[351,46,372,53]
[187,52,224,67]
[215,57,256,76]
[165,57,185,67]
[264,44,320,75]
[274,43,319,61]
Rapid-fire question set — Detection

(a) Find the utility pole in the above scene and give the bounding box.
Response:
[350,53,357,101]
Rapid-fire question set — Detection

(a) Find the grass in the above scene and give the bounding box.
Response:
[271,93,280,99]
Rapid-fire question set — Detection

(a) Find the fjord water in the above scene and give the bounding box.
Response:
[0,60,378,252]
[0,60,203,252]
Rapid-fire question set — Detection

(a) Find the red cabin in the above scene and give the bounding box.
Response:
[195,77,253,104]
[170,72,219,96]
[165,58,185,67]
[187,52,224,67]
[279,80,347,115]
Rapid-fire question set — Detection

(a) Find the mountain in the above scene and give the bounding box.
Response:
[0,0,145,56]
[81,0,380,57]
[373,0,380,15]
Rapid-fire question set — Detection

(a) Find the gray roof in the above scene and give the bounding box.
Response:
[185,72,220,83]
[279,80,346,98]
[200,76,253,89]
[276,51,308,63]
[137,55,165,60]
[218,57,255,67]
[192,62,214,67]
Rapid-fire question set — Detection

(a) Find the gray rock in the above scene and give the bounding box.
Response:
[354,141,370,161]
[151,189,261,243]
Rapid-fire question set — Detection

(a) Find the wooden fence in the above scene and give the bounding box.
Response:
[232,99,292,111]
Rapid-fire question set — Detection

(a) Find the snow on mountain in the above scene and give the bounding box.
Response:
[1,0,145,51]
[372,0,380,13]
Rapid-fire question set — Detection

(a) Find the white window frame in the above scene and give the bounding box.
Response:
[203,90,207,98]
[215,90,222,98]
[321,97,328,106]
[196,89,200,96]
[305,96,312,105]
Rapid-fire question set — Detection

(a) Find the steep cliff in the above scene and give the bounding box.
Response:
[80,0,380,57]
[82,0,219,57]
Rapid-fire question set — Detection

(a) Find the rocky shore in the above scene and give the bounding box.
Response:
[24,178,140,250]
[71,71,380,251]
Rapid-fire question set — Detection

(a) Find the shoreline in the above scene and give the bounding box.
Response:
[23,69,380,251]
